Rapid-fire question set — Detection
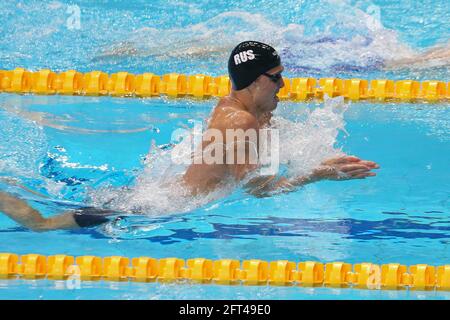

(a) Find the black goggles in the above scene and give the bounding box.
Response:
[263,72,283,83]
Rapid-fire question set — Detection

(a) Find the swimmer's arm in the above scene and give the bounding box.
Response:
[246,156,379,197]
[244,174,313,197]
[223,112,260,181]
[385,44,450,70]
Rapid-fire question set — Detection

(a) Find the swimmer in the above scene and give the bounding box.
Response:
[385,41,450,70]
[183,41,379,197]
[97,35,450,71]
[0,41,379,231]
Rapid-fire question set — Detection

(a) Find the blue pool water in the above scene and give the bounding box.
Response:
[0,0,449,299]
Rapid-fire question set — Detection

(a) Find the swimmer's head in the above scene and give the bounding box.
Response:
[228,41,284,113]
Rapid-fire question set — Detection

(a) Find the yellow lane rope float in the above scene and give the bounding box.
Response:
[1,253,449,291]
[0,68,449,102]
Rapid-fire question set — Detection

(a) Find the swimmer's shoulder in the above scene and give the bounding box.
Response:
[212,97,258,129]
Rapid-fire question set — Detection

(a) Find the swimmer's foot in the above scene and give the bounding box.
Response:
[0,191,83,232]
[0,192,112,232]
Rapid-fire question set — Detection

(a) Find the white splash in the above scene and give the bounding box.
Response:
[274,96,347,177]
[88,137,236,216]
[99,9,416,71]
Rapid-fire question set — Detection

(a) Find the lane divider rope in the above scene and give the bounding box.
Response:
[0,68,449,102]
[1,253,449,291]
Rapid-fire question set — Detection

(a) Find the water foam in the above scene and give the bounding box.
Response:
[100,8,416,72]
[275,96,347,177]
[88,138,236,217]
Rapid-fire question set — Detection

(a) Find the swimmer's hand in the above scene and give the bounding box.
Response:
[285,155,379,189]
[245,156,379,198]
[312,156,379,180]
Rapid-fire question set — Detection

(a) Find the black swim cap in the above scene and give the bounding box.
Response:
[228,41,281,90]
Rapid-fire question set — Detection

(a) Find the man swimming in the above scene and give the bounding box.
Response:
[0,41,379,231]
